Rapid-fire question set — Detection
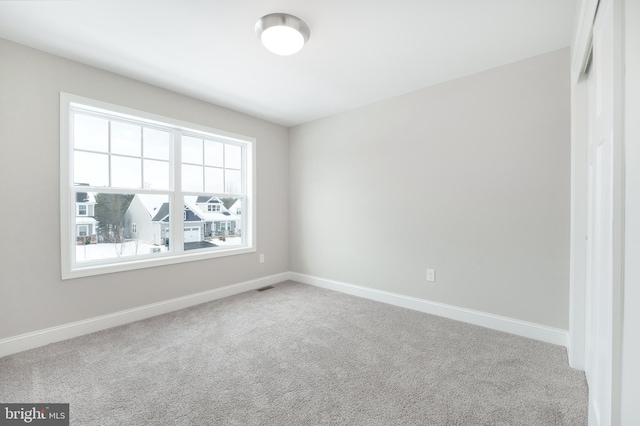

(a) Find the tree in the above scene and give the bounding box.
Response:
[94,193,134,244]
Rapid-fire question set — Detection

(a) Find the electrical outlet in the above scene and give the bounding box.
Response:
[426,269,436,282]
[259,254,265,263]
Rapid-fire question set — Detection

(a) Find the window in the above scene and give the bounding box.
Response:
[61,93,255,279]
[78,225,88,237]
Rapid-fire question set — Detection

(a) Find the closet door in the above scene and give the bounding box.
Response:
[585,0,615,424]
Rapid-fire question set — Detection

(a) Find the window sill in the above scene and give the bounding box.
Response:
[62,246,256,280]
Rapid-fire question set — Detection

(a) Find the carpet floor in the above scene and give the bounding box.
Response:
[0,281,587,425]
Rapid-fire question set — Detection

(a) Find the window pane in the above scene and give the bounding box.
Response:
[204,167,224,193]
[225,169,242,193]
[111,156,142,188]
[74,114,108,152]
[74,151,108,186]
[204,140,223,167]
[76,193,169,262]
[182,136,203,164]
[182,164,203,192]
[225,144,242,169]
[65,97,253,279]
[144,128,170,160]
[111,121,141,157]
[183,195,242,251]
[143,159,170,190]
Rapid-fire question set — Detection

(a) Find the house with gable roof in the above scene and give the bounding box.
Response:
[194,196,240,239]
[124,195,240,247]
[150,201,203,245]
[124,194,167,246]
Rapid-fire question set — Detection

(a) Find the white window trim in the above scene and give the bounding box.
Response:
[60,93,256,280]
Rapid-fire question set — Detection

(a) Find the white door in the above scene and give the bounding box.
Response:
[586,0,614,424]
[184,227,200,243]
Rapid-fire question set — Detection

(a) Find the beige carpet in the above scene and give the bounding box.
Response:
[0,281,587,425]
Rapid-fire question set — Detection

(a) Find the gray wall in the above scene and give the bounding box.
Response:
[0,39,571,340]
[289,49,571,329]
[0,39,289,339]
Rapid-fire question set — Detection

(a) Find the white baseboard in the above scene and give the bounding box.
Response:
[0,272,289,358]
[290,272,569,347]
[1,271,569,359]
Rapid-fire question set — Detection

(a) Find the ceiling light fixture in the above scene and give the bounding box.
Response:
[255,13,310,56]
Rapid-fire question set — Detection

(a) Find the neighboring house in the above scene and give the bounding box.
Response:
[124,195,240,246]
[228,199,242,234]
[76,189,97,243]
[151,202,202,245]
[124,195,166,245]
[194,196,240,239]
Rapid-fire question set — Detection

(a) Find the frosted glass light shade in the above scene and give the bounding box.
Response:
[256,13,310,56]
[261,26,305,55]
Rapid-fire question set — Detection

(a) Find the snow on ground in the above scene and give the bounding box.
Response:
[76,237,242,262]
[211,236,241,247]
[76,241,167,261]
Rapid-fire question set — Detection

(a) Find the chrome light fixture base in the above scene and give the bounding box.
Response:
[255,13,310,56]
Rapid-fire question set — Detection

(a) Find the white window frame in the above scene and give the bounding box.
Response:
[207,204,221,212]
[60,93,256,279]
[77,204,87,216]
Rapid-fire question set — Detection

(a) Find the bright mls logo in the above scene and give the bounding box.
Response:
[0,404,68,425]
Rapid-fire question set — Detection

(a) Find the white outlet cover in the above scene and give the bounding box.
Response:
[426,269,436,282]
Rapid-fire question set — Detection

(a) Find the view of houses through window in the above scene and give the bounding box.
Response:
[74,192,242,262]
[63,95,253,277]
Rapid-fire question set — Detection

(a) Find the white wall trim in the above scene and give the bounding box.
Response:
[290,272,569,347]
[0,272,289,358]
[1,271,570,359]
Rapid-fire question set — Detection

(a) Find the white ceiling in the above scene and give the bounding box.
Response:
[0,1,577,127]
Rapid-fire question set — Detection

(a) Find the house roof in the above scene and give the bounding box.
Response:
[195,196,221,204]
[76,217,97,226]
[188,200,237,223]
[134,195,239,223]
[151,203,170,222]
[75,190,96,204]
[229,199,241,213]
[136,194,168,217]
[195,209,237,223]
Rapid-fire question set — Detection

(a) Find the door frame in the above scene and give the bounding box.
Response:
[569,0,625,424]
